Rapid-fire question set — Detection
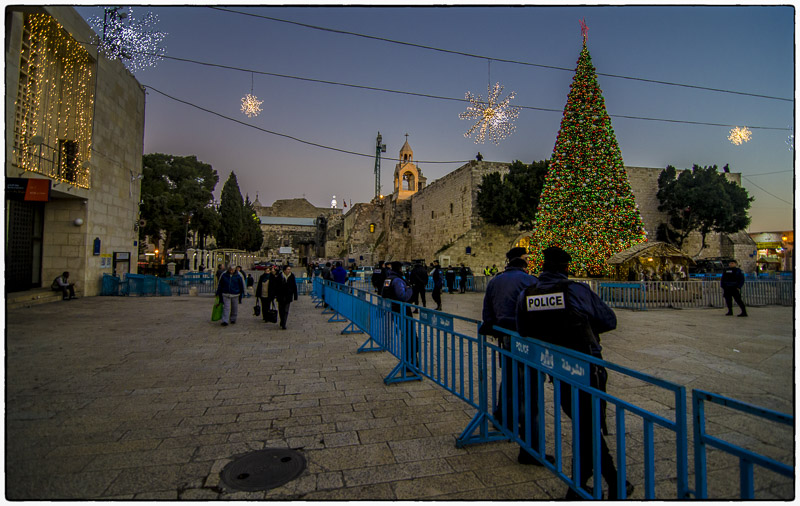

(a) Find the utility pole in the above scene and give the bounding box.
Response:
[374,132,386,199]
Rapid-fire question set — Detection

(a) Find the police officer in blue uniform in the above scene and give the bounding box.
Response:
[516,247,633,500]
[479,247,552,466]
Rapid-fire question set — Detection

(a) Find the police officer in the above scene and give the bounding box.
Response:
[479,247,550,466]
[382,261,417,365]
[430,260,443,311]
[516,247,633,500]
[445,265,457,293]
[371,260,386,295]
[721,260,747,317]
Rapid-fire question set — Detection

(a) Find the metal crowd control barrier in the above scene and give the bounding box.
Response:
[314,277,793,499]
[692,390,794,499]
[587,280,793,310]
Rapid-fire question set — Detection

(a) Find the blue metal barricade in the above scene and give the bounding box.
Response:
[315,277,792,499]
[692,390,793,499]
[596,282,646,310]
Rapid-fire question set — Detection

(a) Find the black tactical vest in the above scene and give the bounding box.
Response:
[518,280,600,357]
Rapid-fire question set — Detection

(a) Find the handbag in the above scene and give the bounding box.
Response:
[211,296,223,321]
[264,301,278,323]
[253,299,261,317]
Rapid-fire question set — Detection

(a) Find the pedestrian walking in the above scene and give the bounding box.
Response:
[721,260,747,317]
[255,266,276,322]
[216,265,245,326]
[275,265,298,329]
[515,246,633,500]
[382,261,417,365]
[479,247,543,464]
[430,260,443,311]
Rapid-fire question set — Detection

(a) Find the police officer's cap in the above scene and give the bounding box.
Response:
[543,247,572,264]
[390,261,403,273]
[506,247,527,260]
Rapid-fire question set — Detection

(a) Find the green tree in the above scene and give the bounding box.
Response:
[140,154,219,251]
[217,172,244,249]
[527,39,646,276]
[241,194,264,252]
[476,160,548,229]
[657,164,752,254]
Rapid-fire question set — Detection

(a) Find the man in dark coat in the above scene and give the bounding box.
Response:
[721,260,747,317]
[445,265,456,294]
[459,263,470,293]
[430,260,443,311]
[371,261,386,294]
[274,264,298,330]
[515,246,632,500]
[409,261,429,312]
[331,261,348,284]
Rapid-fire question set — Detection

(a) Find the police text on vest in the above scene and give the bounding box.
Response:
[526,292,566,311]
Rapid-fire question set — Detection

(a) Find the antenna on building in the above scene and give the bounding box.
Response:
[374,132,386,199]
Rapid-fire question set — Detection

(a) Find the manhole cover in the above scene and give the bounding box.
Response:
[220,448,306,492]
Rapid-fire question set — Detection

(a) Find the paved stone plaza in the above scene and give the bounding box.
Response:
[5,289,794,500]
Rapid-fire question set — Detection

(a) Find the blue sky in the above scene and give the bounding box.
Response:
[76,4,794,232]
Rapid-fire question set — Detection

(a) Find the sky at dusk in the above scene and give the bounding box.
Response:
[75,3,794,232]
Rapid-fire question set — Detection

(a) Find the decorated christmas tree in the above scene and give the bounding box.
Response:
[527,22,646,276]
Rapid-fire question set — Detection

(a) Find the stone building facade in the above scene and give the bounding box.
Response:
[323,138,756,272]
[5,6,145,296]
[253,197,341,265]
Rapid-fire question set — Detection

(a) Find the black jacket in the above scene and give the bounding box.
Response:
[274,272,298,303]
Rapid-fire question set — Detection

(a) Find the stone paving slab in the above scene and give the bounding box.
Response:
[5,291,794,500]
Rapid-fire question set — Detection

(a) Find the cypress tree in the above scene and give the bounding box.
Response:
[217,172,244,249]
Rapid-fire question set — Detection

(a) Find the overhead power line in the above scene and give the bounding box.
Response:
[143,85,471,165]
[742,176,793,206]
[209,6,793,103]
[144,52,789,132]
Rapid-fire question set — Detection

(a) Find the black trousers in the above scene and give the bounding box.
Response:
[723,287,746,313]
[432,287,442,308]
[278,300,291,328]
[56,285,76,299]
[411,283,426,307]
[560,365,621,498]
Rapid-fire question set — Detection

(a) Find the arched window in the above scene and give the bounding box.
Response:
[369,223,375,233]
[402,171,415,191]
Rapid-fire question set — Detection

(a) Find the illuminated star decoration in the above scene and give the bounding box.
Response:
[240,94,263,117]
[786,125,794,151]
[580,17,589,42]
[240,73,263,117]
[459,82,520,145]
[88,7,167,71]
[728,126,752,145]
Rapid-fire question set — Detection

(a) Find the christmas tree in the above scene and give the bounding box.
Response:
[527,25,646,276]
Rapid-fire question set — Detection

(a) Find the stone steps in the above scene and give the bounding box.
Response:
[6,288,66,309]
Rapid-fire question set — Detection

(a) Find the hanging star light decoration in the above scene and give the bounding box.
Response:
[89,7,166,71]
[240,93,263,117]
[728,126,752,145]
[786,125,794,151]
[459,82,520,145]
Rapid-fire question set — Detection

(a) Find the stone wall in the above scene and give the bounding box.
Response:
[5,7,144,296]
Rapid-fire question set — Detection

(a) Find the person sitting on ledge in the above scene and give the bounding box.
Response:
[51,271,77,300]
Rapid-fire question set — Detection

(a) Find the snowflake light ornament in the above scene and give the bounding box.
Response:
[459,82,520,145]
[240,93,263,117]
[88,7,167,71]
[728,126,752,145]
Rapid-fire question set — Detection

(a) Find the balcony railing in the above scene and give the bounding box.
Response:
[12,141,91,189]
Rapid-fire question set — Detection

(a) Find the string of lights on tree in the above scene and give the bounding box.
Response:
[15,12,94,188]
[526,20,646,277]
[87,7,167,71]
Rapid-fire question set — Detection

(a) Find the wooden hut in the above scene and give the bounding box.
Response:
[607,241,695,281]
